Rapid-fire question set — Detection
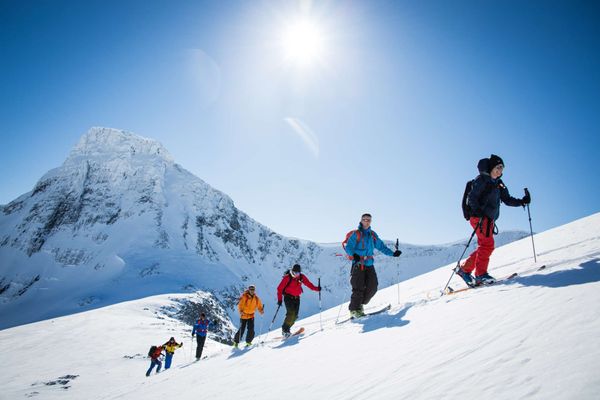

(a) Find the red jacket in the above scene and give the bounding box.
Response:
[277,272,319,303]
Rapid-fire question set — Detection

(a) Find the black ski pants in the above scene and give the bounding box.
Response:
[282,295,301,333]
[349,264,378,311]
[195,335,207,359]
[234,317,255,344]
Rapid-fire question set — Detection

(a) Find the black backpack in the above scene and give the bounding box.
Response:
[148,345,157,357]
[461,180,475,220]
[462,179,498,220]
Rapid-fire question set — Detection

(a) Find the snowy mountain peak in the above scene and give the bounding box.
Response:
[67,127,173,164]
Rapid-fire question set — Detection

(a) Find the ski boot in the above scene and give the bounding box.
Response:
[475,273,496,286]
[350,309,366,319]
[245,342,252,348]
[455,266,475,287]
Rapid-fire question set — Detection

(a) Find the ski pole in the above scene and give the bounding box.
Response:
[441,217,484,295]
[524,188,537,263]
[262,304,281,343]
[335,268,351,323]
[257,313,264,340]
[318,277,323,331]
[395,238,401,305]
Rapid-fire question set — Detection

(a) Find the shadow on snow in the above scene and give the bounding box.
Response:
[353,303,412,333]
[515,258,600,289]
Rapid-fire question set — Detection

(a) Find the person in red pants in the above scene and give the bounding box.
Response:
[457,154,530,286]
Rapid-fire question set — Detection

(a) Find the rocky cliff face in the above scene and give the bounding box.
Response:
[0,128,320,328]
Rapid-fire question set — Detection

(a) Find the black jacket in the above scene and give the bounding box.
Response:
[467,173,522,221]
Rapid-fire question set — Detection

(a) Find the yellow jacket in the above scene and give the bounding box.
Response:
[163,341,183,354]
[238,291,264,320]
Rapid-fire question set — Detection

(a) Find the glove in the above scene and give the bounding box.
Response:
[521,188,531,205]
[191,334,195,337]
[393,250,402,257]
[352,254,361,262]
[277,300,282,306]
[317,286,322,292]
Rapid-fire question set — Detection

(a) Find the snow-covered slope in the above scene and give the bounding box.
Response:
[1,213,598,399]
[0,127,527,330]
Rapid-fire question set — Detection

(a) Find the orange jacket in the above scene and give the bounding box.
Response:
[238,291,264,320]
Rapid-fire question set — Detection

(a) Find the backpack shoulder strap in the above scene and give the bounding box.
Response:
[342,230,360,259]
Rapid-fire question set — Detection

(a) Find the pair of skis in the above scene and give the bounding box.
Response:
[335,304,391,325]
[273,327,305,340]
[444,265,546,295]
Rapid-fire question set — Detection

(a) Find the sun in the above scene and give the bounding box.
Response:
[281,19,324,67]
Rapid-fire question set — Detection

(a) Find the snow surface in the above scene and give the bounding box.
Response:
[1,212,598,399]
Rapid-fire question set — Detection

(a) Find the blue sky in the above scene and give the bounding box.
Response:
[1,0,599,244]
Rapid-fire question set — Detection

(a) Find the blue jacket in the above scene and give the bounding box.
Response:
[467,174,522,221]
[343,224,394,267]
[192,319,212,337]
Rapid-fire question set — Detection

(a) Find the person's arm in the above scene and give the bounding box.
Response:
[238,296,245,315]
[301,275,320,291]
[499,181,526,207]
[276,276,287,303]
[257,296,264,314]
[373,232,394,256]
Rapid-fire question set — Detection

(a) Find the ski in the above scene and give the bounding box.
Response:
[336,304,391,325]
[274,327,305,340]
[445,273,518,295]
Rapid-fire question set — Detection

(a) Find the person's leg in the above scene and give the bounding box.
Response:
[349,263,367,311]
[474,219,495,277]
[461,217,483,274]
[282,296,297,333]
[196,336,207,359]
[234,318,247,344]
[246,318,255,343]
[164,353,172,369]
[146,360,156,377]
[362,267,379,305]
[291,297,300,327]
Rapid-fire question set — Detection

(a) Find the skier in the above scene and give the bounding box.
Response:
[162,337,183,369]
[276,264,321,338]
[456,154,531,286]
[192,313,217,360]
[344,213,401,318]
[146,345,164,377]
[233,285,264,348]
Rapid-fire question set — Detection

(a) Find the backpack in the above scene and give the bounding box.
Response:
[148,345,157,358]
[341,230,377,259]
[461,180,475,220]
[461,179,497,220]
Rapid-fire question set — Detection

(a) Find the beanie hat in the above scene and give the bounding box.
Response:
[292,264,301,273]
[488,154,504,172]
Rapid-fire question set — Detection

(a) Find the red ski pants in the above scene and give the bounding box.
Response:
[461,217,495,277]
